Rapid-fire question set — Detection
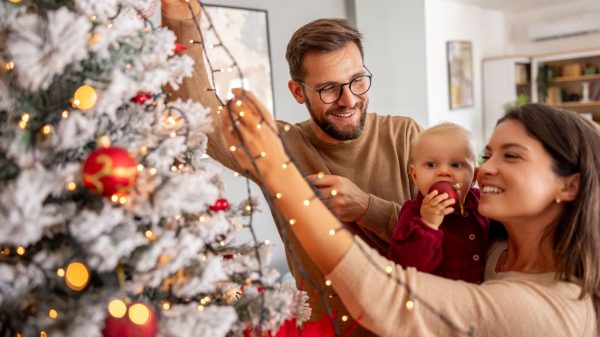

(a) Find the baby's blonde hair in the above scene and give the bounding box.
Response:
[411,122,478,165]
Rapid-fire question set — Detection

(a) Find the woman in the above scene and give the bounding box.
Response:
[223,91,600,336]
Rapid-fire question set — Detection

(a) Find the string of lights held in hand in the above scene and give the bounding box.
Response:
[186,1,475,335]
[0,2,277,337]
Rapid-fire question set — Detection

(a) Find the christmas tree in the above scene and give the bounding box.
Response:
[0,1,309,336]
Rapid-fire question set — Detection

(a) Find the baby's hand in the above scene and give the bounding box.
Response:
[420,190,456,230]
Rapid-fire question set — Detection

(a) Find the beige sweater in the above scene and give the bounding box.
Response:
[328,238,596,337]
[162,13,421,336]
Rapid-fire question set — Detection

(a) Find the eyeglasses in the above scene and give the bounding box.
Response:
[296,66,373,104]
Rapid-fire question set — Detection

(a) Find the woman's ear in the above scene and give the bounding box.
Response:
[557,173,581,202]
[288,80,305,104]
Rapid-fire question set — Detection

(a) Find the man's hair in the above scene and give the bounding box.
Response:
[497,103,600,330]
[411,122,478,166]
[285,18,364,81]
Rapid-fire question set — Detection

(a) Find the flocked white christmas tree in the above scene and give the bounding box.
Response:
[0,1,309,336]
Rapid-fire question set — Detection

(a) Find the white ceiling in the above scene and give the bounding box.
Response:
[447,0,583,12]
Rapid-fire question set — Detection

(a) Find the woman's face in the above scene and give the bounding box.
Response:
[477,120,564,225]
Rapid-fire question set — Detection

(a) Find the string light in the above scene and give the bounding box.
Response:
[89,15,97,21]
[159,255,170,265]
[170,165,177,171]
[197,304,205,311]
[259,151,266,158]
[139,146,148,155]
[238,111,245,118]
[303,199,311,206]
[328,229,336,236]
[41,124,52,135]
[288,219,296,225]
[235,100,242,107]
[264,240,271,245]
[406,300,415,311]
[200,254,208,262]
[385,265,393,274]
[65,261,90,291]
[229,145,236,152]
[284,125,291,132]
[341,315,349,322]
[4,61,14,70]
[144,230,154,239]
[108,299,127,318]
[275,193,283,199]
[72,85,97,110]
[200,296,211,305]
[129,303,151,325]
[16,246,25,256]
[0,248,9,256]
[88,33,102,45]
[245,205,252,212]
[96,135,111,148]
[330,189,338,196]
[61,110,69,118]
[161,301,171,311]
[118,196,127,205]
[110,194,119,203]
[281,162,289,169]
[56,268,65,277]
[317,172,325,179]
[48,309,58,319]
[40,331,47,337]
[149,168,157,176]
[137,164,144,172]
[199,215,206,222]
[66,182,77,191]
[18,113,29,129]
[256,123,262,129]
[170,131,177,138]
[325,279,332,287]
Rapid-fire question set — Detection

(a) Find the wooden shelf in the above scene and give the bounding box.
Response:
[555,100,600,108]
[552,73,600,83]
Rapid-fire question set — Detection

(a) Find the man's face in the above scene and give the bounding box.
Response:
[292,43,369,143]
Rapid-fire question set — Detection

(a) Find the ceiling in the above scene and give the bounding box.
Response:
[447,0,583,12]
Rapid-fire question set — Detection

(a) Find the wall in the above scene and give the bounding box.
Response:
[424,0,508,144]
[352,0,430,127]
[507,0,600,56]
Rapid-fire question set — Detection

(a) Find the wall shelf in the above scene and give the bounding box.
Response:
[552,73,600,83]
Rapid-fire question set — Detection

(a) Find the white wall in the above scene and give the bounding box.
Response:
[507,0,600,56]
[197,0,347,273]
[424,0,508,144]
[353,0,430,127]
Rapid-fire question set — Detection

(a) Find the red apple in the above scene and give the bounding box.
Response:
[428,181,459,211]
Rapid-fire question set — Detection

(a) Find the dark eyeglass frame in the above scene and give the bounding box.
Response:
[295,66,373,104]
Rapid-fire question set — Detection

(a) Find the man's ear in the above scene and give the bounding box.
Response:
[557,173,581,202]
[288,80,305,104]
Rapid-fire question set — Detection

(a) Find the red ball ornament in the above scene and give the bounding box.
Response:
[131,92,153,105]
[428,181,460,211]
[103,302,157,337]
[83,147,138,197]
[209,198,230,212]
[173,42,188,53]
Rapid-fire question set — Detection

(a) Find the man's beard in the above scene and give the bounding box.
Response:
[306,97,368,141]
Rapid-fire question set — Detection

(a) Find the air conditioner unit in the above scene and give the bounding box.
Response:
[527,12,600,42]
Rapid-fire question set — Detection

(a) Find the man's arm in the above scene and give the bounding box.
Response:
[161,0,242,173]
[358,119,424,242]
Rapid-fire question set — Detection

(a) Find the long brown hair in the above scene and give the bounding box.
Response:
[285,18,364,80]
[499,103,600,332]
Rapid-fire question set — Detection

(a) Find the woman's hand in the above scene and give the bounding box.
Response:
[161,0,200,20]
[221,88,289,181]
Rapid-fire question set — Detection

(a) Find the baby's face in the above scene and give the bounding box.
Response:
[410,135,475,202]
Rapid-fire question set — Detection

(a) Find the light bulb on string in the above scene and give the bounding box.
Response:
[128,303,151,325]
[65,261,90,291]
[108,299,127,318]
[72,85,97,110]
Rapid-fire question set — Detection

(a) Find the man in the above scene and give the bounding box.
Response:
[162,2,421,335]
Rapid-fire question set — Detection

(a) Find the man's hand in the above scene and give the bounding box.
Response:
[161,0,200,20]
[420,190,455,230]
[305,174,369,223]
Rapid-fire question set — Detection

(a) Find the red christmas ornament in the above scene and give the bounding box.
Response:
[131,92,153,105]
[82,147,138,197]
[173,42,188,53]
[209,198,230,211]
[428,181,460,211]
[103,302,157,337]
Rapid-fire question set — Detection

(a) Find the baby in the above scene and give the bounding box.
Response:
[387,123,489,283]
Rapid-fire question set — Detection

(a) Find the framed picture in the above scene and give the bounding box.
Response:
[446,41,473,110]
[201,4,275,114]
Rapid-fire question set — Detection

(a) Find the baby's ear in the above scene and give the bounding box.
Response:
[409,164,417,182]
